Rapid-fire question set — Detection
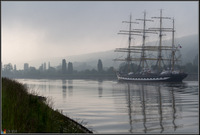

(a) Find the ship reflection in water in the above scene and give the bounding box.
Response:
[112,82,197,133]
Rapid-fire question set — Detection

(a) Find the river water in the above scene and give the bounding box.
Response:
[15,79,199,134]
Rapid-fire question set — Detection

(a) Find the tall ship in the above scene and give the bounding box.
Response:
[114,10,188,82]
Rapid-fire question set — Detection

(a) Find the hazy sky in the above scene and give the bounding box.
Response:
[2,1,199,69]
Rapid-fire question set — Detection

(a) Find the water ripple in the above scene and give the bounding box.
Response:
[16,79,199,134]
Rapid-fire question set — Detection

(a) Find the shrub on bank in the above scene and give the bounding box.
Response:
[2,78,92,133]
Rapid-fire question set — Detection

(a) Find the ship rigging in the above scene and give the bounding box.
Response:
[114,10,187,82]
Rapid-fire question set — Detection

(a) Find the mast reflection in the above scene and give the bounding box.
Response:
[126,83,133,133]
[171,87,177,131]
[140,85,147,133]
[113,82,181,133]
[157,85,164,133]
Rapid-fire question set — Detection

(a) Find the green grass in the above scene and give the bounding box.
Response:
[2,78,92,133]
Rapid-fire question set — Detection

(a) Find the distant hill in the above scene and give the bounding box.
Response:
[65,50,119,71]
[176,34,198,64]
[68,34,198,70]
[142,34,198,65]
[27,34,198,71]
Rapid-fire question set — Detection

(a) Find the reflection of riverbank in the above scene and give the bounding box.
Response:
[98,80,103,98]
[62,79,73,98]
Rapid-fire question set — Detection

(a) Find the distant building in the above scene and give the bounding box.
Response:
[48,62,50,69]
[24,63,29,71]
[62,59,67,74]
[68,62,73,74]
[44,62,46,71]
[39,63,43,71]
[97,59,103,72]
[14,65,16,70]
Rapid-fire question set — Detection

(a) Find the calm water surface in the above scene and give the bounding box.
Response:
[16,79,199,134]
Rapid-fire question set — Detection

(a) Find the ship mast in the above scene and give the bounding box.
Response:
[114,10,178,74]
[114,14,141,73]
[127,15,133,72]
[136,11,154,70]
[150,9,171,72]
[171,18,175,71]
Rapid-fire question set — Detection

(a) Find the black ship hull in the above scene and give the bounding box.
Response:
[117,72,188,82]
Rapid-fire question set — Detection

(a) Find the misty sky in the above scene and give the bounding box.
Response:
[2,1,199,69]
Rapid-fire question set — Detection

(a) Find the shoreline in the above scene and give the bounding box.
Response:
[4,74,198,82]
[2,77,92,133]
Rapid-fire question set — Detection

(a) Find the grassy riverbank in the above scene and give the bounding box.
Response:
[2,78,92,133]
